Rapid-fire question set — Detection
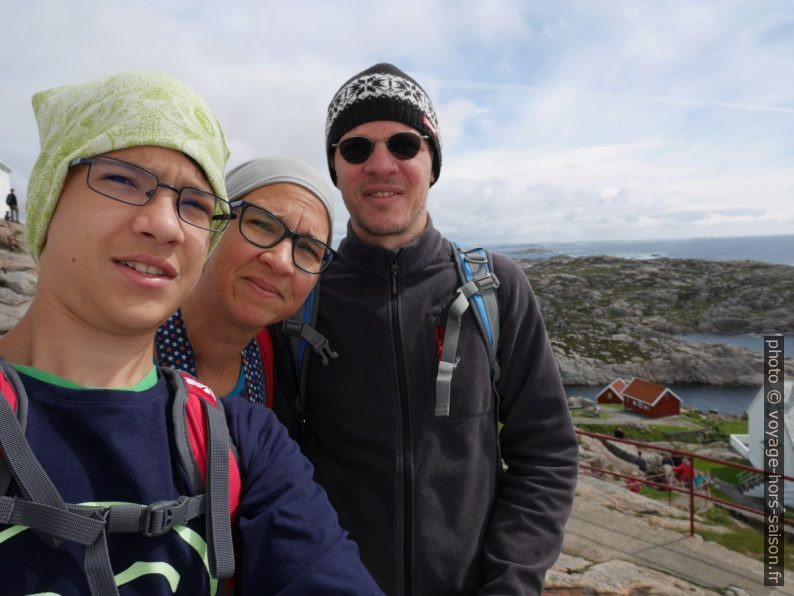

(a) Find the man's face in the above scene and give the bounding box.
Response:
[37,145,213,336]
[333,120,434,250]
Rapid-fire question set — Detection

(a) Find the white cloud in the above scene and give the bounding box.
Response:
[1,0,792,244]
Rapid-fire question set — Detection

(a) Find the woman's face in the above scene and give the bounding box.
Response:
[201,182,330,333]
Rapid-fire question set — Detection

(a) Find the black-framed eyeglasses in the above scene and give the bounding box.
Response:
[68,156,231,233]
[331,132,429,165]
[229,200,335,274]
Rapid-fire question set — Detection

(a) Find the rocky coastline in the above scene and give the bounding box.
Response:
[0,221,35,334]
[523,255,794,386]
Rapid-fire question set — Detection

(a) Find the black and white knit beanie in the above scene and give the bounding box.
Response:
[325,63,442,186]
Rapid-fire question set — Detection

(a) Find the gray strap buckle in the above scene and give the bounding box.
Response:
[283,319,338,366]
[141,496,190,537]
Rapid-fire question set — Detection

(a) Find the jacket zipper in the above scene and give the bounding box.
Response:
[390,259,413,595]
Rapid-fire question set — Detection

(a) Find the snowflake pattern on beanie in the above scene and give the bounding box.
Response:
[326,73,439,142]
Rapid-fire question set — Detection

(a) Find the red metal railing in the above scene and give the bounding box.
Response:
[576,428,794,536]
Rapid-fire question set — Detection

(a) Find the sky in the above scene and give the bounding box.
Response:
[1,0,792,246]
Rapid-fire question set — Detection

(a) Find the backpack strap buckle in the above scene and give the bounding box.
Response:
[283,319,339,366]
[141,496,191,537]
[474,271,500,292]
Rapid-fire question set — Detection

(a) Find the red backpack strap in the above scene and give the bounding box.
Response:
[255,327,275,409]
[165,368,240,579]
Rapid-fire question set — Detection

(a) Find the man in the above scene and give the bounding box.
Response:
[274,63,578,594]
[0,70,380,595]
[5,188,18,222]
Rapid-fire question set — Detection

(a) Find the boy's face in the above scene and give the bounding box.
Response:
[37,145,213,336]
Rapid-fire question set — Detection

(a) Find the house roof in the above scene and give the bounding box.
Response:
[0,160,11,174]
[622,377,682,407]
[596,378,626,400]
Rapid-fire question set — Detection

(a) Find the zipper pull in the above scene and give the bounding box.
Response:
[390,260,399,295]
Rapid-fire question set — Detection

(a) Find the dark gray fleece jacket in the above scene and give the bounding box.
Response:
[273,221,578,595]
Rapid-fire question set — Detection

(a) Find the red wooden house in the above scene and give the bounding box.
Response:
[621,378,682,418]
[596,378,627,405]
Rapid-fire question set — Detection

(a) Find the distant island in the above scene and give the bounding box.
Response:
[523,255,794,386]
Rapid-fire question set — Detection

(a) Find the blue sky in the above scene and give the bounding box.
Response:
[1,0,792,245]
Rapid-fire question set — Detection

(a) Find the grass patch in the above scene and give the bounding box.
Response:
[695,458,753,485]
[601,403,624,410]
[577,423,689,442]
[703,505,733,525]
[681,410,747,440]
[712,418,748,436]
[698,525,794,569]
[638,484,674,501]
[697,505,794,569]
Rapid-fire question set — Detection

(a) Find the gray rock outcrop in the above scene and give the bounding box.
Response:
[525,255,794,385]
[0,221,35,334]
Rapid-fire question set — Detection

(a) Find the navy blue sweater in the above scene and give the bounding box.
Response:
[0,371,381,595]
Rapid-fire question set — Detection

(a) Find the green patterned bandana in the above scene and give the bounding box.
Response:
[27,69,231,260]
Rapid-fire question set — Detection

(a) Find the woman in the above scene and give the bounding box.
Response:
[156,156,335,406]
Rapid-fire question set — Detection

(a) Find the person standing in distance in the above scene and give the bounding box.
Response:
[273,63,578,594]
[5,188,19,222]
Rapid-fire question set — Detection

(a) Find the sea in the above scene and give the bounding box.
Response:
[487,233,794,267]
[485,233,794,416]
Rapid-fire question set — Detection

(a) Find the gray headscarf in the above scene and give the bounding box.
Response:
[225,156,335,245]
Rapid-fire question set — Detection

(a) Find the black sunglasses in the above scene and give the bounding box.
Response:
[331,132,429,165]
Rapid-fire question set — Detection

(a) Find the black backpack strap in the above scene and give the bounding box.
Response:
[0,359,68,514]
[282,283,337,421]
[0,359,119,595]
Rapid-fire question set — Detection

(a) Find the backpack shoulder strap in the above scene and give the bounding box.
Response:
[255,327,275,409]
[0,363,236,593]
[455,245,501,362]
[435,244,501,417]
[281,283,338,419]
[167,368,239,579]
[0,358,66,510]
[0,358,27,496]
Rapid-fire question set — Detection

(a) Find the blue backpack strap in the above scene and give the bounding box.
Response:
[435,244,501,417]
[282,283,338,419]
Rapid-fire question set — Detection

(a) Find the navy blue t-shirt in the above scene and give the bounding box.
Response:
[0,370,380,595]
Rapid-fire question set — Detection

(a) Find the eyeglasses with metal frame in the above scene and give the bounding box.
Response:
[229,200,335,275]
[331,131,429,164]
[68,156,231,233]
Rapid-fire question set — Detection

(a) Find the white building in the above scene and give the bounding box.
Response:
[731,381,793,505]
[0,160,10,203]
